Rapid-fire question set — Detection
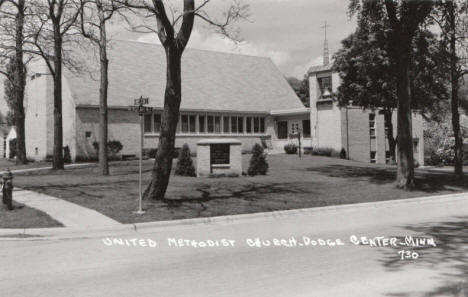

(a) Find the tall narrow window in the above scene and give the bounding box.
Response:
[144,114,152,133]
[231,116,238,133]
[154,114,161,133]
[246,117,252,133]
[189,115,196,133]
[214,116,221,133]
[238,117,244,133]
[223,116,230,133]
[207,116,214,133]
[181,115,189,133]
[278,121,288,139]
[370,151,376,163]
[302,119,311,137]
[199,115,206,133]
[260,117,265,133]
[254,117,260,133]
[369,113,376,138]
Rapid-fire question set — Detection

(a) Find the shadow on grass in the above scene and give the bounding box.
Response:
[306,164,468,193]
[379,217,468,297]
[163,182,310,207]
[305,164,396,184]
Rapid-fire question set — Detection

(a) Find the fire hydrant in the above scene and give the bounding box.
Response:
[2,169,13,211]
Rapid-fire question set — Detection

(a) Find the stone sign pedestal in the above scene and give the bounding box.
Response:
[197,139,242,177]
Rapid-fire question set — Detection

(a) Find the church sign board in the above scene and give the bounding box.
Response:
[210,144,230,165]
[197,139,242,177]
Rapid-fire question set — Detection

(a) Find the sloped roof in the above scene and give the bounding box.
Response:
[308,63,333,74]
[64,40,304,113]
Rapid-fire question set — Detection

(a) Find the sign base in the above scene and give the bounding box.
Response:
[133,210,146,215]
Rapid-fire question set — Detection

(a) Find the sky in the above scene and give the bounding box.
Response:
[0,0,357,114]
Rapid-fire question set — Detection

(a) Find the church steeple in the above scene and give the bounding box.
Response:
[321,21,330,66]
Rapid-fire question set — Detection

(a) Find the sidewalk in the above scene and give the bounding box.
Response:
[13,189,120,228]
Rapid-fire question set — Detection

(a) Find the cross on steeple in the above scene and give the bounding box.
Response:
[321,21,330,66]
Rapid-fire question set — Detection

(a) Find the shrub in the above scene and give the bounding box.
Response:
[284,143,298,154]
[143,148,157,159]
[311,147,341,158]
[248,143,269,176]
[63,146,71,163]
[8,138,16,159]
[175,144,196,176]
[107,140,123,155]
[340,148,347,159]
[93,140,124,157]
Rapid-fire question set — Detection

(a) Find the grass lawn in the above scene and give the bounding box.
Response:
[0,201,63,229]
[12,154,468,224]
[0,159,51,172]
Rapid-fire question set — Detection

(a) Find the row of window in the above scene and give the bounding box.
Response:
[369,113,390,138]
[144,113,267,135]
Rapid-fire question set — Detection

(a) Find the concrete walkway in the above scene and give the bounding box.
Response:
[13,188,120,228]
[0,163,92,176]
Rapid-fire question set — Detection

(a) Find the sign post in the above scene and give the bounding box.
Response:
[129,96,152,215]
[289,129,302,158]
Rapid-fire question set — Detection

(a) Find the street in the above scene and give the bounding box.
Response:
[1,195,467,297]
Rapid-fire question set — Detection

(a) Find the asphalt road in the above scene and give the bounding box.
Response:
[1,195,467,297]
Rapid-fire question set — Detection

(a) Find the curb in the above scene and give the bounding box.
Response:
[1,191,467,240]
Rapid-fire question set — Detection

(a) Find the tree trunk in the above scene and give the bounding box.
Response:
[144,45,182,200]
[14,0,27,165]
[52,25,64,170]
[383,108,396,163]
[448,2,463,178]
[395,55,415,189]
[98,3,109,176]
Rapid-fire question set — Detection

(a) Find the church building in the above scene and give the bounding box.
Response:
[23,37,424,166]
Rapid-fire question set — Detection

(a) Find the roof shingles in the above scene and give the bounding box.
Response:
[65,40,304,113]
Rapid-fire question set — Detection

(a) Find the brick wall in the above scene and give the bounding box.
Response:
[347,108,371,163]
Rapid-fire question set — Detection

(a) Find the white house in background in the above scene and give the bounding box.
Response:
[24,40,311,161]
[5,127,16,159]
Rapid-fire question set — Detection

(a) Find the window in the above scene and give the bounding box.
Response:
[231,116,238,133]
[223,116,230,133]
[302,120,311,137]
[214,116,221,133]
[238,117,244,133]
[199,115,206,133]
[154,114,161,133]
[144,114,152,133]
[85,131,92,138]
[278,121,288,139]
[189,115,196,133]
[254,117,260,133]
[260,118,265,133]
[35,147,38,156]
[385,151,392,164]
[246,117,252,133]
[318,76,332,98]
[369,113,376,138]
[181,115,189,133]
[370,151,376,163]
[207,116,214,133]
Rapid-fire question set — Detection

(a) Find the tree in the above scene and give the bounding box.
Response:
[29,0,85,170]
[432,0,468,178]
[80,0,122,175]
[119,0,249,200]
[0,0,29,165]
[287,76,309,107]
[348,0,434,189]
[333,9,448,163]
